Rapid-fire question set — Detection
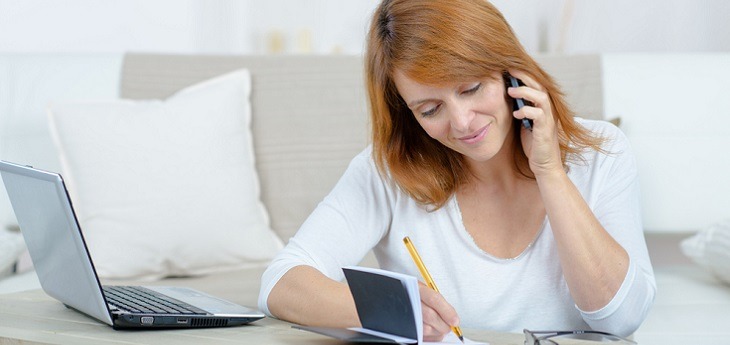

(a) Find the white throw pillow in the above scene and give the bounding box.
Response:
[0,228,25,278]
[47,69,283,280]
[681,219,730,285]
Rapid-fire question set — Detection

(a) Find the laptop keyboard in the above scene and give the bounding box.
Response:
[103,286,207,315]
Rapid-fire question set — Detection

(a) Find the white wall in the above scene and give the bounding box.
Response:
[0,0,728,55]
[0,0,379,55]
[0,1,201,53]
[562,0,730,53]
[603,54,730,233]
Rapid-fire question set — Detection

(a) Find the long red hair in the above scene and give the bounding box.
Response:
[366,0,603,209]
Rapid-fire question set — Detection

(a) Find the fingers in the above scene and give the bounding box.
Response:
[506,70,553,129]
[508,86,550,110]
[419,283,460,341]
[506,69,564,176]
[507,69,543,92]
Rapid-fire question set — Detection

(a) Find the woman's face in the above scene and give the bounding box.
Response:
[393,70,514,163]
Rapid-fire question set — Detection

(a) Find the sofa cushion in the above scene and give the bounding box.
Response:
[634,265,730,344]
[47,69,283,280]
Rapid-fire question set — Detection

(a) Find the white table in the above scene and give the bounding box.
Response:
[0,289,541,345]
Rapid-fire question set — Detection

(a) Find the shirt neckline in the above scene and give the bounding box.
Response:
[449,195,547,262]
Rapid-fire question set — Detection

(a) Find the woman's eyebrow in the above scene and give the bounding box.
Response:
[407,98,438,108]
[406,81,480,108]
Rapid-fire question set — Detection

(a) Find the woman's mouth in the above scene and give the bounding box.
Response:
[458,125,489,144]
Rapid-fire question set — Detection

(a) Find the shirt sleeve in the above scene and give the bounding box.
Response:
[258,147,393,316]
[575,122,657,336]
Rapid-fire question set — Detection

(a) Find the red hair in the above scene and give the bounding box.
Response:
[366,0,603,209]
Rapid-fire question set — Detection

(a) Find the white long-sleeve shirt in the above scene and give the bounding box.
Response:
[259,118,656,336]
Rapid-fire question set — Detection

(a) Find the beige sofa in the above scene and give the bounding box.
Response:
[107,52,605,303]
[118,52,604,244]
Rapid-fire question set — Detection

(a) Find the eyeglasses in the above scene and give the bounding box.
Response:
[524,329,637,345]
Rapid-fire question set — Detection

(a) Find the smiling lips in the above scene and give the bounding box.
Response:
[457,124,489,144]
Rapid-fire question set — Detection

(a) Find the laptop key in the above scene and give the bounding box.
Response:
[103,286,207,315]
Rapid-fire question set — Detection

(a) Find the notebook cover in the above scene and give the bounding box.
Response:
[343,267,418,341]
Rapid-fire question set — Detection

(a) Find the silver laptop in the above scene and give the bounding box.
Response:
[0,160,265,329]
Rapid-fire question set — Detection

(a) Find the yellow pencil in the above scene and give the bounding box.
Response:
[403,236,464,343]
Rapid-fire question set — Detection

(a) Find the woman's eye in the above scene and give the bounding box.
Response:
[421,104,440,117]
[463,83,482,95]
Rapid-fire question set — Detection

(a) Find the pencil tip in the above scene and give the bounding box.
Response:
[459,335,464,343]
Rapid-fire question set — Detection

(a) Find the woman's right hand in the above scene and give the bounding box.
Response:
[419,282,461,342]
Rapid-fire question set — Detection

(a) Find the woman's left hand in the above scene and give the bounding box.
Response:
[507,70,563,177]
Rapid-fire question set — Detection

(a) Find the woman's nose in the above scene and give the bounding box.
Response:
[449,104,474,133]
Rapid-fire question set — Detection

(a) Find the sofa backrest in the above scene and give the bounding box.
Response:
[120,53,603,243]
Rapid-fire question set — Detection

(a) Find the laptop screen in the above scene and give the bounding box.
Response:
[0,161,113,325]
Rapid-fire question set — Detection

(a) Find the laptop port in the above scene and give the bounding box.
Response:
[176,318,188,324]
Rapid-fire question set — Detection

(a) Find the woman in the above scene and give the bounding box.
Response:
[259,0,655,340]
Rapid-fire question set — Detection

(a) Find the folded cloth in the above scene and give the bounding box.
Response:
[681,219,730,285]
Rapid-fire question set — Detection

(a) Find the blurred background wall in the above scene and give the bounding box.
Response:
[1,0,728,55]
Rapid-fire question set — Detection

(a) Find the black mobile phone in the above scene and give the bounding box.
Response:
[505,74,533,131]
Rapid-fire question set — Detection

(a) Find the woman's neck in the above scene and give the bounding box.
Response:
[463,130,527,193]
